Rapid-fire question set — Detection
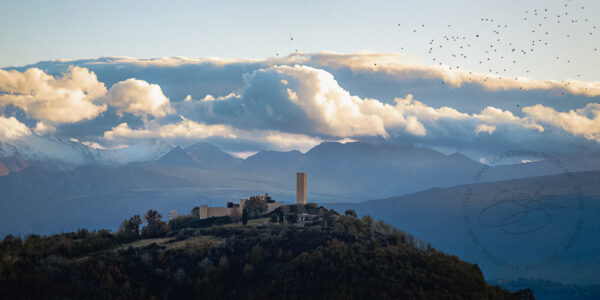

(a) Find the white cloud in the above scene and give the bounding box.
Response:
[475,124,496,135]
[523,103,600,142]
[281,52,600,97]
[476,106,544,132]
[0,116,31,139]
[103,117,236,141]
[33,121,56,135]
[103,116,323,152]
[103,123,153,140]
[180,65,546,139]
[81,141,107,150]
[275,65,388,137]
[201,92,241,102]
[258,131,323,152]
[106,78,174,118]
[78,53,600,98]
[158,118,236,139]
[0,66,107,123]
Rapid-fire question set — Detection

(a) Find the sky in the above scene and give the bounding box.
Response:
[1,0,599,80]
[0,1,599,163]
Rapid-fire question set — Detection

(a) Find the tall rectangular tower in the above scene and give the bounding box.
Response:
[296,172,307,205]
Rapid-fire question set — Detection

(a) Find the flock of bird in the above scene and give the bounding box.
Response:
[394,1,598,83]
[275,1,597,86]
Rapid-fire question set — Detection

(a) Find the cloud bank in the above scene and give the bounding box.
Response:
[1,52,599,161]
[177,64,545,141]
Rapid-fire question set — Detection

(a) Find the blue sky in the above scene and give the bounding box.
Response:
[1,0,599,80]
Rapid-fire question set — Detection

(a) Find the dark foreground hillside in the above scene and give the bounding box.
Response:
[0,205,529,299]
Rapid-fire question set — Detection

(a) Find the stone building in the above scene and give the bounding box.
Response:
[296,172,307,205]
[195,172,309,220]
[198,193,283,219]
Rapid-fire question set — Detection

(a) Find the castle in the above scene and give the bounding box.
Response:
[197,172,308,219]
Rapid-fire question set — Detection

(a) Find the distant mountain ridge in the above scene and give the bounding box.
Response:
[1,140,600,238]
[154,146,202,168]
[0,134,172,167]
[185,142,242,169]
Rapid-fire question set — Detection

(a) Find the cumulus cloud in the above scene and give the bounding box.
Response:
[475,124,496,135]
[0,66,107,123]
[106,78,174,118]
[0,116,31,139]
[103,117,236,141]
[523,103,600,142]
[476,106,544,132]
[178,65,398,137]
[178,64,545,140]
[245,130,323,152]
[33,121,56,135]
[103,117,323,152]
[201,93,241,102]
[277,65,388,137]
[81,141,107,150]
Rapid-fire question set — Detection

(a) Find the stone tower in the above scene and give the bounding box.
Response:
[296,172,307,205]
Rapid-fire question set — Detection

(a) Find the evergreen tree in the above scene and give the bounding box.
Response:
[117,215,141,240]
[242,210,248,225]
[191,206,201,218]
[142,209,167,237]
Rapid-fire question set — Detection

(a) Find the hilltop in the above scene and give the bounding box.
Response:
[0,204,529,299]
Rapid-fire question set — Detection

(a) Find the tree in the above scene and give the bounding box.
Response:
[270,213,279,223]
[141,209,167,238]
[117,215,142,240]
[286,211,297,224]
[344,209,358,218]
[242,210,248,225]
[191,206,201,218]
[513,288,535,300]
[244,197,268,218]
[361,215,374,228]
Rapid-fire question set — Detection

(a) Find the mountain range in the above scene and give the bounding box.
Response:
[2,138,600,236]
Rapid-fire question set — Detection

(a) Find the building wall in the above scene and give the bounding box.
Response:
[297,172,307,204]
[266,202,283,213]
[199,205,237,219]
[207,207,236,218]
[199,205,208,219]
[197,201,282,220]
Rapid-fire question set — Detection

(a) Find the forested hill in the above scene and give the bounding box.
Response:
[0,204,531,299]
